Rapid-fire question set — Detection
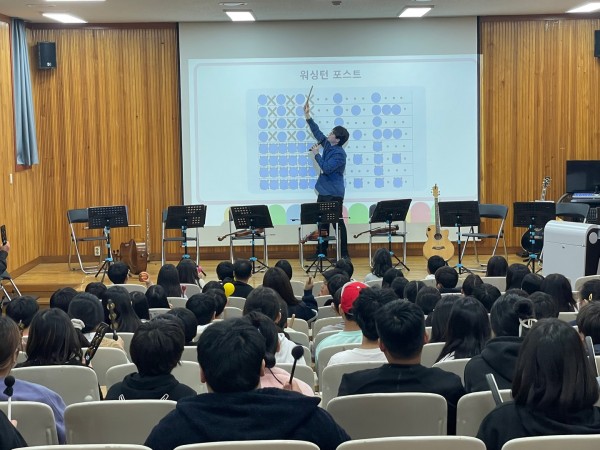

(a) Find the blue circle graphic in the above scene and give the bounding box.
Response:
[392,104,402,115]
[353,130,362,140]
[372,116,382,127]
[277,106,286,116]
[382,105,392,115]
[393,129,403,139]
[258,119,268,129]
[383,129,392,139]
[372,105,381,115]
[351,105,361,116]
[258,95,268,105]
[277,132,286,142]
[277,118,286,129]
[333,93,343,104]
[373,129,382,139]
[371,92,381,103]
[296,94,305,104]
[258,107,268,118]
[333,105,344,116]
[276,94,285,105]
[334,117,345,126]
[259,132,268,143]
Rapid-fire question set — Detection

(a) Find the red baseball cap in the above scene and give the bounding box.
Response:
[340,281,369,314]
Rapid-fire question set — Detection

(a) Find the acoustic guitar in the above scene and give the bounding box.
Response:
[520,176,551,255]
[423,184,455,261]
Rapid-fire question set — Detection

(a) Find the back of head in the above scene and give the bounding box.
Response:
[332,125,349,146]
[486,256,508,277]
[353,287,398,341]
[102,286,142,333]
[427,255,446,275]
[334,258,354,278]
[371,248,393,278]
[233,259,252,281]
[415,286,441,316]
[513,319,598,411]
[581,279,600,303]
[529,291,559,319]
[216,261,235,281]
[107,262,129,284]
[262,267,297,306]
[429,295,459,342]
[0,316,22,373]
[204,289,227,317]
[376,300,425,359]
[131,318,184,376]
[435,266,459,289]
[274,260,293,280]
[462,274,483,296]
[177,259,200,284]
[197,318,265,393]
[326,273,350,298]
[243,286,282,321]
[382,268,403,289]
[6,296,39,330]
[472,283,501,312]
[145,284,169,309]
[186,293,216,325]
[203,280,225,294]
[242,311,279,368]
[577,301,600,344]
[130,291,150,321]
[68,293,103,333]
[339,281,369,319]
[490,293,535,337]
[540,273,575,312]
[441,296,491,359]
[391,276,409,299]
[521,273,544,295]
[157,264,182,297]
[85,281,107,299]
[404,280,425,303]
[26,308,82,364]
[166,307,198,344]
[49,287,78,313]
[506,263,531,291]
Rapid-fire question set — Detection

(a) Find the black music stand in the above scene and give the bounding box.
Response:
[370,199,412,271]
[230,205,273,274]
[88,206,129,281]
[513,202,556,272]
[300,201,342,276]
[164,205,206,263]
[439,201,480,275]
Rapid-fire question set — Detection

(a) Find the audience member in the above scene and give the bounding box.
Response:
[262,267,317,322]
[520,273,544,295]
[335,258,354,279]
[429,295,460,343]
[85,281,107,299]
[529,291,559,319]
[319,269,349,298]
[540,273,576,312]
[435,266,460,293]
[101,286,142,333]
[472,283,502,312]
[177,258,205,289]
[486,255,508,277]
[157,264,183,297]
[68,293,125,350]
[215,261,234,282]
[416,286,442,319]
[229,259,253,298]
[49,287,78,313]
[505,263,530,291]
[145,284,170,309]
[577,302,600,354]
[0,410,26,449]
[580,279,600,305]
[381,268,403,289]
[426,255,446,280]
[204,289,227,319]
[391,276,409,299]
[461,274,483,296]
[107,261,129,284]
[274,259,293,280]
[166,308,198,345]
[404,280,425,303]
[5,295,38,343]
[130,291,150,321]
[186,293,217,336]
[365,248,393,282]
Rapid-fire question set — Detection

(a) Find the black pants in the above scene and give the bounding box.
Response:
[316,194,349,257]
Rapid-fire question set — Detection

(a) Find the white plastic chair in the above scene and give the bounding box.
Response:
[558,311,578,323]
[65,400,176,444]
[0,401,58,446]
[17,446,152,450]
[317,343,361,380]
[456,389,512,436]
[365,279,382,287]
[181,283,202,297]
[290,280,306,297]
[180,345,197,362]
[421,342,445,368]
[223,306,243,319]
[315,295,333,307]
[168,296,188,308]
[574,275,600,292]
[313,317,342,336]
[320,361,384,407]
[481,276,506,292]
[149,308,170,319]
[275,363,316,391]
[337,436,486,450]
[288,317,310,335]
[286,329,310,347]
[113,284,147,294]
[317,305,339,319]
[84,346,130,386]
[227,296,246,310]
[501,435,600,450]
[432,358,470,385]
[117,332,135,357]
[327,393,447,438]
[174,441,319,450]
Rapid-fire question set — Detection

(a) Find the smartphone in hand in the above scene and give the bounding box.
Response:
[1,225,6,246]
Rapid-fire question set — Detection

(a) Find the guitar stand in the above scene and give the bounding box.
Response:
[164,205,207,264]
[230,205,273,274]
[300,201,342,277]
[369,199,412,272]
[513,202,556,275]
[439,201,480,275]
[88,206,129,282]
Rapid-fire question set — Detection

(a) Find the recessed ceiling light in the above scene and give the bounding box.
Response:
[42,12,87,22]
[398,6,433,17]
[567,2,600,12]
[219,2,247,6]
[225,10,255,21]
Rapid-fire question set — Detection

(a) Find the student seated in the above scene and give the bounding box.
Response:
[186,293,217,338]
[435,266,460,294]
[425,255,446,280]
[68,292,125,350]
[577,301,600,354]
[5,295,38,346]
[364,248,393,283]
[262,267,317,322]
[231,259,254,298]
[107,261,129,285]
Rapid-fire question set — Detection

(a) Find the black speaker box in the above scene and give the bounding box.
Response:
[37,41,56,69]
[595,30,600,58]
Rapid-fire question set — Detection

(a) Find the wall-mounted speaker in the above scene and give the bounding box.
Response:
[37,41,56,69]
[595,30,600,58]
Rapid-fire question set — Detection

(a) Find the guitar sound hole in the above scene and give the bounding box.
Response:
[434,233,442,240]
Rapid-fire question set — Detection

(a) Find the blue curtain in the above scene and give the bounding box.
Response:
[11,18,39,166]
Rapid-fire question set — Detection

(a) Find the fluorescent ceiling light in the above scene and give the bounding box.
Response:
[42,12,87,22]
[225,10,255,21]
[567,2,600,12]
[45,0,104,2]
[398,6,433,17]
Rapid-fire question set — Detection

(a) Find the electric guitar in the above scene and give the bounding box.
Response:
[423,184,455,261]
[520,176,551,254]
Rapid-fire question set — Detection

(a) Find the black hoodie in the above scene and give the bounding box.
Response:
[105,373,196,401]
[463,336,523,393]
[144,388,350,450]
[477,401,600,450]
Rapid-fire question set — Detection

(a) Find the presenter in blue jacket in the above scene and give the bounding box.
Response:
[304,102,350,260]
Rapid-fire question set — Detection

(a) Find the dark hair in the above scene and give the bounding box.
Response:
[177,259,200,285]
[376,300,425,359]
[353,287,398,341]
[49,287,78,313]
[513,319,599,412]
[391,277,409,299]
[321,269,347,296]
[157,264,183,297]
[262,267,299,307]
[204,289,227,317]
[404,280,426,303]
[274,260,293,280]
[506,264,531,291]
[327,274,350,299]
[216,261,235,281]
[145,284,169,309]
[243,311,278,368]
[505,288,530,297]
[101,286,142,333]
[472,283,502,312]
[521,273,544,295]
[130,318,184,376]
[107,262,129,284]
[486,255,508,277]
[529,291,559,319]
[427,255,446,275]
[435,266,459,289]
[332,125,349,146]
[197,318,265,393]
[371,248,393,278]
[581,280,600,303]
[540,273,576,312]
[437,297,491,361]
[233,259,252,281]
[462,274,483,296]
[382,268,403,289]
[202,280,225,293]
[415,286,441,316]
[335,258,354,278]
[6,296,39,330]
[429,295,459,343]
[490,293,535,337]
[85,282,107,299]
[186,293,216,325]
[0,316,22,372]
[68,293,104,333]
[166,307,198,345]
[24,309,83,365]
[577,302,600,343]
[131,291,150,321]
[243,286,282,322]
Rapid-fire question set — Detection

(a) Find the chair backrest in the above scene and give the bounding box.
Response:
[336,436,486,450]
[320,361,385,407]
[317,305,338,318]
[113,284,147,294]
[67,208,89,224]
[168,296,188,308]
[181,283,202,297]
[420,342,446,368]
[227,296,246,310]
[223,306,243,319]
[290,280,305,297]
[479,204,508,220]
[149,308,171,319]
[317,343,362,380]
[315,295,333,307]
[456,389,512,436]
[313,317,342,336]
[181,346,198,363]
[118,332,135,357]
[501,435,600,450]
[288,317,310,335]
[327,393,447,439]
[425,326,432,339]
[85,347,130,386]
[313,330,340,351]
[432,358,470,385]
[285,329,310,347]
[421,278,437,287]
[65,400,176,444]
[574,274,600,292]
[481,276,506,292]
[173,441,320,450]
[556,203,590,222]
[365,279,382,287]
[275,363,316,391]
[10,365,100,405]
[312,281,324,297]
[106,361,206,394]
[18,446,152,450]
[0,401,58,446]
[557,311,578,323]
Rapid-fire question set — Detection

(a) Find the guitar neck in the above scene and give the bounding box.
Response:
[434,196,441,234]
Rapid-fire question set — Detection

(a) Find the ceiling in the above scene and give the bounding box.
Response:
[0,0,595,24]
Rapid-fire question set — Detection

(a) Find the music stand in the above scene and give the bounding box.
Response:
[370,199,412,271]
[164,205,206,263]
[513,201,556,272]
[439,201,480,274]
[300,201,342,276]
[88,206,129,281]
[230,205,273,274]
